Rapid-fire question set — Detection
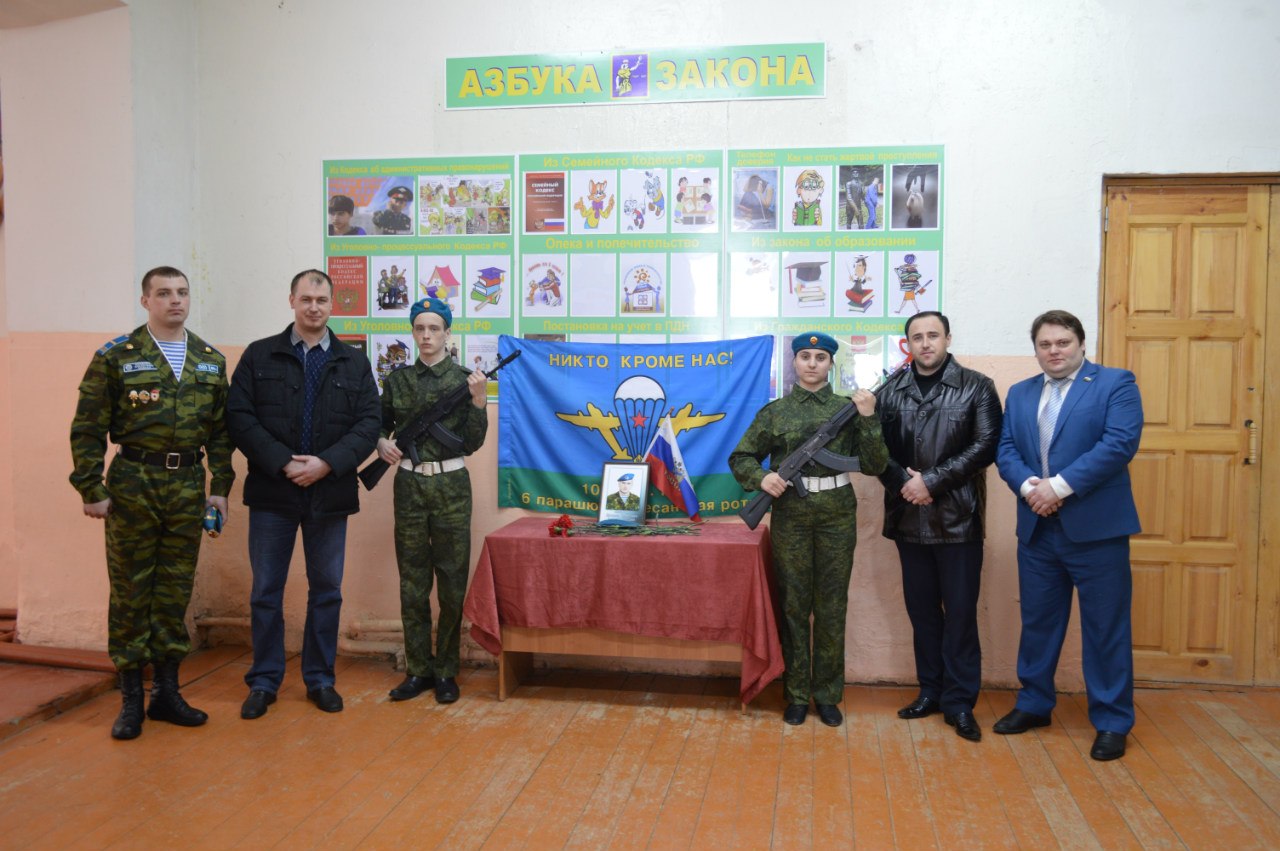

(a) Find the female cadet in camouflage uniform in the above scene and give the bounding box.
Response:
[729,332,888,727]
[69,266,234,739]
[377,297,488,704]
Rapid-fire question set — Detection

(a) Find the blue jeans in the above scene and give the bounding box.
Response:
[245,508,347,693]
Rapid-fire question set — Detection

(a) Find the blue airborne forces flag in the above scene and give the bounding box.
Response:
[498,335,773,518]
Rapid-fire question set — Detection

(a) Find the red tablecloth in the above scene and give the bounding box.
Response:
[464,517,783,704]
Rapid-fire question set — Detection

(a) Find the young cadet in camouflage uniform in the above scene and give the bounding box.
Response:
[729,332,887,727]
[604,472,641,510]
[377,297,488,704]
[69,266,234,740]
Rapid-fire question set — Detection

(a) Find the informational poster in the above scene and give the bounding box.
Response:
[518,149,724,343]
[323,156,517,397]
[323,145,943,398]
[726,145,944,385]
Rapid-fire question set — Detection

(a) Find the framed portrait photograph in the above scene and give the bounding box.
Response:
[597,461,649,526]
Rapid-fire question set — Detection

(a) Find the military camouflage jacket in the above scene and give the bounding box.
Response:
[728,382,888,495]
[69,324,235,503]
[605,491,640,511]
[380,357,488,461]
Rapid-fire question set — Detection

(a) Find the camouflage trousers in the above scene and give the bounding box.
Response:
[770,485,858,705]
[393,466,473,679]
[104,457,205,671]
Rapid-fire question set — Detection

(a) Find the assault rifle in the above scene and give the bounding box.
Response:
[357,350,521,490]
[738,357,913,530]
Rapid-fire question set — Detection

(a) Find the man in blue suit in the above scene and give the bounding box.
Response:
[994,309,1143,761]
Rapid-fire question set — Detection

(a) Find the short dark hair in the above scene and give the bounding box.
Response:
[328,194,355,215]
[904,310,949,337]
[1031,309,1085,345]
[141,266,187,294]
[290,269,333,294]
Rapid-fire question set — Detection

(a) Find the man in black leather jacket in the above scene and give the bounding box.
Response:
[227,269,380,719]
[876,311,1002,742]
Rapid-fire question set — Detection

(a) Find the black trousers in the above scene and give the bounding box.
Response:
[895,539,983,714]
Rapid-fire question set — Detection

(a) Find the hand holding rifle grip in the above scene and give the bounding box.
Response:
[357,349,522,490]
[737,355,913,530]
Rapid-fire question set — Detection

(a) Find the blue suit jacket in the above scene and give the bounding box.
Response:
[997,359,1143,544]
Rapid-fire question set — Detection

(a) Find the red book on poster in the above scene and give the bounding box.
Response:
[328,255,368,316]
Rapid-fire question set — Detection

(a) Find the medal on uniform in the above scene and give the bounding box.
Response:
[128,390,139,407]
[150,389,160,403]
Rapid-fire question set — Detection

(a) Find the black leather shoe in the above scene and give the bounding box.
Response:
[389,674,435,701]
[306,686,344,713]
[783,703,808,725]
[993,708,1051,734]
[434,677,460,704]
[945,711,982,741]
[815,703,843,727]
[240,689,277,720]
[1090,731,1126,761]
[897,696,941,720]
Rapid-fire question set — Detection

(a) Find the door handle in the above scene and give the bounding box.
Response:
[1245,419,1258,465]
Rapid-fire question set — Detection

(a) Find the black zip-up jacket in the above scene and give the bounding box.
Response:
[876,355,1002,544]
[227,325,380,519]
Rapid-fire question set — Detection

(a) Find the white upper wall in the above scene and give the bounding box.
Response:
[4,0,1278,353]
[0,7,135,332]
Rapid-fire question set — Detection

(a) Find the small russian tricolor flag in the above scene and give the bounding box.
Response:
[644,415,701,521]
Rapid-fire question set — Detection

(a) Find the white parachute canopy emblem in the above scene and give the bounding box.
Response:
[613,375,665,460]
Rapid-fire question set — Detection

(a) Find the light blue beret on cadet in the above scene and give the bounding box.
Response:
[409,297,452,329]
[792,331,838,356]
[617,472,635,482]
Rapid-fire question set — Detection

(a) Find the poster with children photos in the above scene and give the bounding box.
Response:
[327,145,941,399]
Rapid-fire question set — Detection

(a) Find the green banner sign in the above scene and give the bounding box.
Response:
[446,43,825,109]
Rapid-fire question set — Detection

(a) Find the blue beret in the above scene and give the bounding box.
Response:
[410,297,452,329]
[792,332,838,356]
[617,472,635,482]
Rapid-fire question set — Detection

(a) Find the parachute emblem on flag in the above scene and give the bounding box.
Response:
[556,376,726,461]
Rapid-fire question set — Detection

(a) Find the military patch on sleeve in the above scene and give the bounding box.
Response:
[97,334,130,356]
[123,361,159,373]
[195,362,220,374]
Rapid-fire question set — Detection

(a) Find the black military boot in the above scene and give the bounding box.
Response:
[146,660,208,726]
[111,668,145,740]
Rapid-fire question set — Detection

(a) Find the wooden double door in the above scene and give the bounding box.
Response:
[1102,180,1280,685]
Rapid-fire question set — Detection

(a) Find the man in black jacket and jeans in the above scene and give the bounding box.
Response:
[877,311,1002,741]
[227,269,380,718]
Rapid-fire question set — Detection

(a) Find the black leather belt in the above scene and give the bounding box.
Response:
[118,446,203,469]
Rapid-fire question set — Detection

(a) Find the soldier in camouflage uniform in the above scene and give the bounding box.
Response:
[604,472,641,510]
[729,332,887,727]
[377,297,488,704]
[69,266,234,740]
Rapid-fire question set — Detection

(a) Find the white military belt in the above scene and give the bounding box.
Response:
[399,457,465,476]
[800,473,850,492]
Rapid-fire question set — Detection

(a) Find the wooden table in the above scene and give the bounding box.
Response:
[463,517,783,704]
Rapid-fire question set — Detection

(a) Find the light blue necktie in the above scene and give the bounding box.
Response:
[1038,377,1067,478]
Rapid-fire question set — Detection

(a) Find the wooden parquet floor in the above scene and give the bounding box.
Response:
[1,647,1279,849]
